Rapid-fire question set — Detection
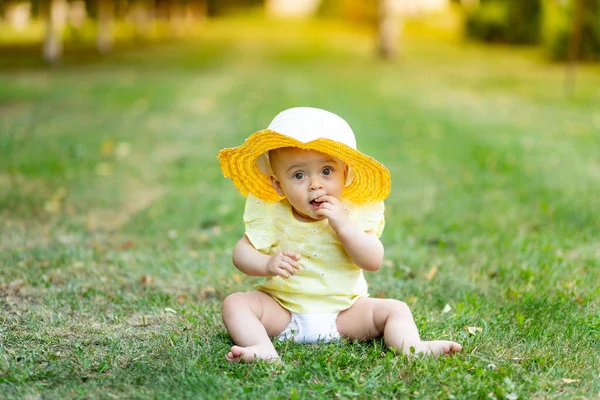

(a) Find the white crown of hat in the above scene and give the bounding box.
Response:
[267,107,357,148]
[258,107,357,186]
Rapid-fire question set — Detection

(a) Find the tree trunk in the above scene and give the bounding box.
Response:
[43,0,67,64]
[168,0,184,37]
[188,1,208,22]
[565,0,584,96]
[377,0,402,60]
[97,0,114,53]
[130,1,156,39]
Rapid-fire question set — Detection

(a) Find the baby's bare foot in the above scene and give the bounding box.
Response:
[413,340,462,356]
[225,345,280,363]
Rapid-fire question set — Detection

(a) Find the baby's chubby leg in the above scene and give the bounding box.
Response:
[221,290,291,362]
[336,298,462,356]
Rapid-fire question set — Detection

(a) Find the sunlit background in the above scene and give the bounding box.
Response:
[1,0,599,64]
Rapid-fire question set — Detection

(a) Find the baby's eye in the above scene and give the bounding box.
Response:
[322,167,332,176]
[293,172,305,180]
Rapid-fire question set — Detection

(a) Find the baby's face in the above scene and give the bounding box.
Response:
[269,147,346,222]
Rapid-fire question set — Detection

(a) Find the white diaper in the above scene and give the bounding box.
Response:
[276,312,341,344]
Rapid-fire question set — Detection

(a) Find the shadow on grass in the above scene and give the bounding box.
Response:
[0,37,235,73]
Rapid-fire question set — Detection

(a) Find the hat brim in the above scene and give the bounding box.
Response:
[218,129,391,204]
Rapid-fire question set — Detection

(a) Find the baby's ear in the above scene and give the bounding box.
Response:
[270,175,285,196]
[344,164,354,187]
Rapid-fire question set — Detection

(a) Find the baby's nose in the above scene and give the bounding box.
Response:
[309,177,323,190]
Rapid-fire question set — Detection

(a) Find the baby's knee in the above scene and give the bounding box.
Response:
[222,292,247,314]
[386,299,412,318]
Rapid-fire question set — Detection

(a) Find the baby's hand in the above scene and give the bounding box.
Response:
[314,194,351,233]
[266,251,302,279]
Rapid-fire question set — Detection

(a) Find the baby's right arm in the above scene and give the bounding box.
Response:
[232,235,302,279]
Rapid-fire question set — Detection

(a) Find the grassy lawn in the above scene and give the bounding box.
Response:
[1,16,599,399]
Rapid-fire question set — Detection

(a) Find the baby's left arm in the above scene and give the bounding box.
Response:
[315,195,384,272]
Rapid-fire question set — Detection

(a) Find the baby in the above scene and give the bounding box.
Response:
[218,107,462,362]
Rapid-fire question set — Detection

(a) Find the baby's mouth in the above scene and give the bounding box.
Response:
[309,200,323,211]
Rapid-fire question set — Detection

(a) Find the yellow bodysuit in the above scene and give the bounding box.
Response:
[244,193,385,314]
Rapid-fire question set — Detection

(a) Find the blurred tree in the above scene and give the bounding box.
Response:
[3,1,32,31]
[154,0,206,36]
[27,0,44,16]
[96,0,114,53]
[464,0,600,63]
[317,0,378,25]
[43,0,67,64]
[265,0,321,18]
[505,0,542,44]
[14,0,212,63]
[317,0,405,60]
[128,0,156,38]
[565,0,583,94]
[207,0,263,16]
[542,0,600,62]
[464,0,542,44]
[377,0,403,59]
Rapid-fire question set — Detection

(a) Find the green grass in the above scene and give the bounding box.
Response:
[1,16,600,399]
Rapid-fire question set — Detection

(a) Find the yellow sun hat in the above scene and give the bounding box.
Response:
[218,107,391,204]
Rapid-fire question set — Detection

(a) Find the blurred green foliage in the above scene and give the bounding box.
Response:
[2,0,599,63]
[0,0,263,18]
[464,1,508,42]
[542,0,600,61]
[465,0,600,61]
[465,0,542,44]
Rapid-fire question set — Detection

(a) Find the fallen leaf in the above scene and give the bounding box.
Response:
[561,378,581,384]
[119,240,135,250]
[95,162,113,176]
[56,234,77,244]
[427,265,438,281]
[44,200,61,214]
[101,140,115,155]
[44,187,67,214]
[199,287,217,299]
[177,293,191,304]
[116,142,131,157]
[232,274,244,283]
[140,275,154,286]
[8,279,25,293]
[465,326,483,335]
[92,243,104,254]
